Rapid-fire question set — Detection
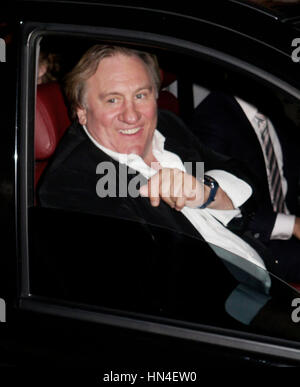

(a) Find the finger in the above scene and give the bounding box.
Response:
[174,196,186,211]
[183,175,204,207]
[185,189,197,200]
[150,197,160,207]
[166,169,183,199]
[148,173,161,207]
[139,184,149,197]
[182,173,196,198]
[160,169,178,208]
[140,180,160,207]
[160,196,176,209]
[160,168,174,198]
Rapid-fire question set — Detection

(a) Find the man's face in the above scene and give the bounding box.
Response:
[77,53,158,162]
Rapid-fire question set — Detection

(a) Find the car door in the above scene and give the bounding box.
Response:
[5,1,300,372]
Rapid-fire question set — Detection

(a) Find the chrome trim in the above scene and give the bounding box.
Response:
[21,297,300,363]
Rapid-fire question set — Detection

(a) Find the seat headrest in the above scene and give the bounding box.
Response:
[158,69,179,115]
[35,82,70,160]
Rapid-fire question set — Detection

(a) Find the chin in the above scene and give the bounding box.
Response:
[125,146,144,156]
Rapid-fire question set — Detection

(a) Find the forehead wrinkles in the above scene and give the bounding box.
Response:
[81,54,156,109]
[93,55,153,93]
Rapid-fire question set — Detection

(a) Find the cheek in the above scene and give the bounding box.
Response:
[137,100,157,122]
[145,104,158,128]
[87,108,114,129]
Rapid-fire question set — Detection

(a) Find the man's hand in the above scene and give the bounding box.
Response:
[139,168,234,211]
[139,168,202,210]
[293,217,300,239]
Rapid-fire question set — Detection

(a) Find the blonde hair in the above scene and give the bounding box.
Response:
[64,45,161,119]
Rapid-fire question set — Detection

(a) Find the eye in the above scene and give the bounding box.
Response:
[136,92,148,100]
[107,97,117,104]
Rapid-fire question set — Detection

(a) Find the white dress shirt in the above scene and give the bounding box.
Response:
[83,125,267,271]
[235,97,295,240]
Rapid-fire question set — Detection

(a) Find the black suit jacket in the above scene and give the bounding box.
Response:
[38,109,260,241]
[191,91,300,242]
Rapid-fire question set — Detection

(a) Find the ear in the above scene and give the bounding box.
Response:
[77,106,87,125]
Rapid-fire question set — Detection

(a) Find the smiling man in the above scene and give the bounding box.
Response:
[38,45,271,277]
[76,52,158,164]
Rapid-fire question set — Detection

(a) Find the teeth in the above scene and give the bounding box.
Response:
[119,127,141,135]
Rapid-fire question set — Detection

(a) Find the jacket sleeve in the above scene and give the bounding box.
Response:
[158,108,276,240]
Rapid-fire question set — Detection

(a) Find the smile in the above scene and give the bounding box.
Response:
[119,127,141,135]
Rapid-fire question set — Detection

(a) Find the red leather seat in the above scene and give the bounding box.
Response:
[157,69,179,115]
[35,82,71,186]
[290,283,300,292]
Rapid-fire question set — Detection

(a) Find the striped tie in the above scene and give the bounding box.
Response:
[255,113,285,213]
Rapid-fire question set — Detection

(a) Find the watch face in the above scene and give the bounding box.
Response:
[204,175,216,187]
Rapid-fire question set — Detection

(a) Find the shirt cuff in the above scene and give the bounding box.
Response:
[271,213,295,240]
[206,208,242,226]
[206,169,253,208]
[204,169,252,226]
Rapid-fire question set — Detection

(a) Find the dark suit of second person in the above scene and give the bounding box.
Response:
[191,91,300,282]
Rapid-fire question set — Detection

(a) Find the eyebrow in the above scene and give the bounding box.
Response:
[99,85,154,99]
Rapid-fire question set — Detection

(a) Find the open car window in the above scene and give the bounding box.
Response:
[17,24,300,354]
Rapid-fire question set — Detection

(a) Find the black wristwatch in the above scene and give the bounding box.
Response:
[199,175,219,209]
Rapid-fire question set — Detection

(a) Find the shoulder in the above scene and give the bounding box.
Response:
[157,109,185,131]
[53,121,88,159]
[194,91,239,115]
[45,121,105,173]
[157,109,195,145]
[38,121,112,197]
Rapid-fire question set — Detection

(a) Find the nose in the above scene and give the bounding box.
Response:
[119,101,141,125]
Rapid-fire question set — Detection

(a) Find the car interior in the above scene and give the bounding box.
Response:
[32,35,300,294]
[4,1,300,368]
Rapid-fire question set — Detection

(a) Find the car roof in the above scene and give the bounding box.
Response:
[244,0,300,21]
[13,0,300,22]
[11,0,300,57]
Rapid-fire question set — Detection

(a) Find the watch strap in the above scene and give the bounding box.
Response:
[199,175,219,209]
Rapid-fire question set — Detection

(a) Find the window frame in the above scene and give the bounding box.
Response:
[16,20,300,363]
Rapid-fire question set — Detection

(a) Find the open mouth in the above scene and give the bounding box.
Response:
[119,127,142,135]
